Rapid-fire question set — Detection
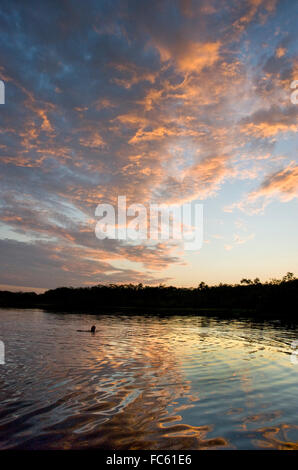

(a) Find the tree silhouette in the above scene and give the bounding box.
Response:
[0,273,297,317]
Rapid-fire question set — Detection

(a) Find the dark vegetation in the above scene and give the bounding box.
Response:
[0,272,297,318]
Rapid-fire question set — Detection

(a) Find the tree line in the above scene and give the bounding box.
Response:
[0,272,297,317]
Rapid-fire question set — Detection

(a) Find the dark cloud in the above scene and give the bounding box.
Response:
[0,238,171,289]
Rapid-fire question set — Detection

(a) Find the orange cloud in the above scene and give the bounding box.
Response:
[79,132,106,148]
[176,41,221,73]
[154,40,221,74]
[226,164,298,214]
[240,105,298,138]
[252,164,298,201]
[275,46,286,58]
[243,121,297,138]
[110,62,157,89]
[234,0,277,30]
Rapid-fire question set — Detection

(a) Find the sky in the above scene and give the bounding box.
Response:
[0,0,297,292]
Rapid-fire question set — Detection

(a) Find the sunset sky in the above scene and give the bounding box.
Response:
[0,0,297,291]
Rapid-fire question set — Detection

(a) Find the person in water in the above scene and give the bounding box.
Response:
[77,325,96,333]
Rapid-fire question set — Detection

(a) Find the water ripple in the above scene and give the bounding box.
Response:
[0,309,297,449]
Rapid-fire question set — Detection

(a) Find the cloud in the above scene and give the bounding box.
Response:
[233,0,278,31]
[0,238,172,290]
[233,232,255,244]
[0,0,296,288]
[155,154,234,204]
[240,105,298,138]
[155,40,221,74]
[226,164,298,214]
[251,164,298,201]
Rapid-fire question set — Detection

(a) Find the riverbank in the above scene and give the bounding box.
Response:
[1,275,297,320]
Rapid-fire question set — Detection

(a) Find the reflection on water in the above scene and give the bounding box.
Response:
[0,309,297,449]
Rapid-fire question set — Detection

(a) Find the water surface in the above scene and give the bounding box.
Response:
[0,309,298,449]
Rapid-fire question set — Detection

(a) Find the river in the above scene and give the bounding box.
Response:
[0,309,297,449]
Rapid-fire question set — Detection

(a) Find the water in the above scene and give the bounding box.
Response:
[0,308,298,450]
